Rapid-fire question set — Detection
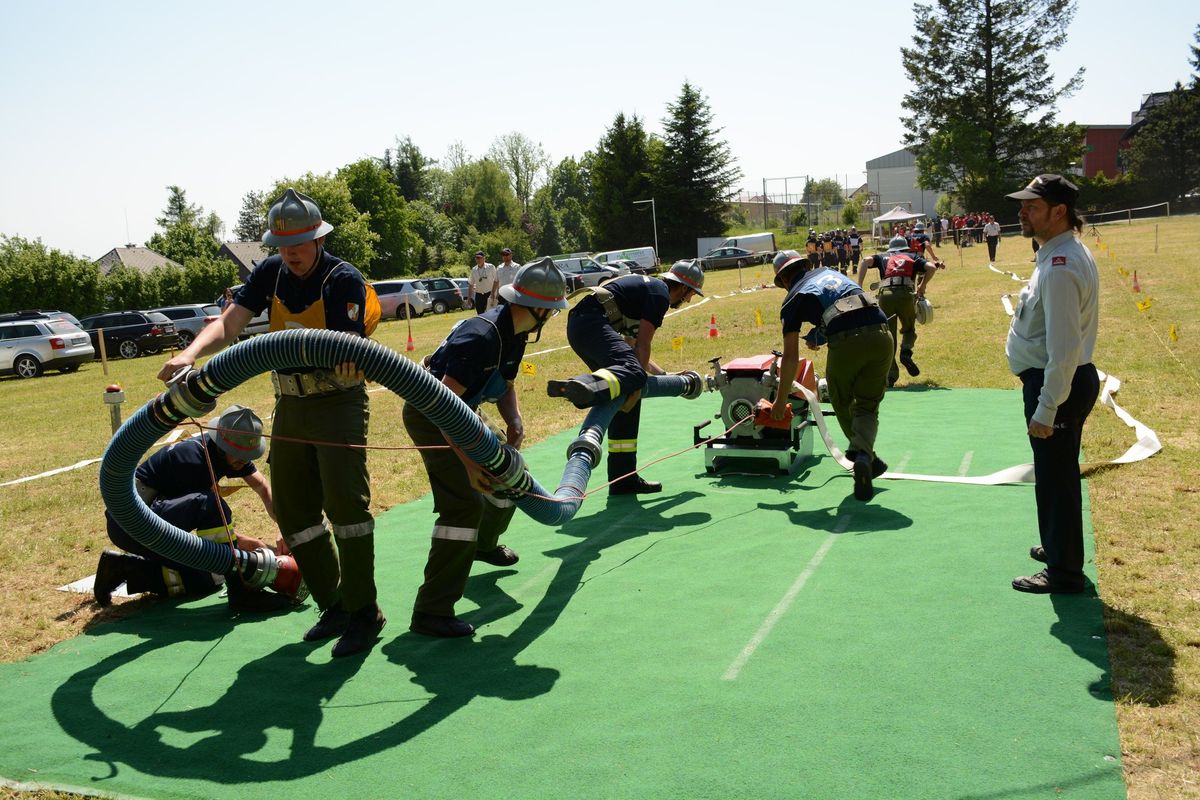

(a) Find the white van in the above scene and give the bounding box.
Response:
[592,246,659,273]
[719,232,777,254]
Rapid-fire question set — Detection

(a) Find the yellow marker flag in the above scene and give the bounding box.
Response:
[753,308,764,328]
[521,361,537,377]
[1117,266,1129,277]
[1136,298,1153,312]
[671,335,684,351]
[1169,324,1178,343]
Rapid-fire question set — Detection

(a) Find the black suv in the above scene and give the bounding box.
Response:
[417,277,467,314]
[78,311,180,359]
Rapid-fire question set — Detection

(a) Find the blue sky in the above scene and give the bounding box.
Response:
[1,0,1194,259]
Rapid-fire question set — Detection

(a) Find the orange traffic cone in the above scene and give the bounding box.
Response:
[1132,271,1141,293]
[708,314,719,338]
[406,333,415,352]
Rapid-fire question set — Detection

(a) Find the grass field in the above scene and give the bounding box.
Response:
[1,216,1198,799]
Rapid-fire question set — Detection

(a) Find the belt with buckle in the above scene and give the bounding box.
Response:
[271,369,363,398]
[825,322,890,344]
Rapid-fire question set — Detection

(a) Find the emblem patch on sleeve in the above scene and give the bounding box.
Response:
[1051,256,1067,266]
[347,302,361,321]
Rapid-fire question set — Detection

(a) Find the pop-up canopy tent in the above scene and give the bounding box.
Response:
[871,206,926,241]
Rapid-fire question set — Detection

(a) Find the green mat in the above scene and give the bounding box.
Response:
[0,389,1125,799]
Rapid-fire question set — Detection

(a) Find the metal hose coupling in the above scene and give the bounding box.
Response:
[235,547,307,599]
[678,370,704,400]
[567,430,603,466]
[489,443,532,500]
[162,367,219,421]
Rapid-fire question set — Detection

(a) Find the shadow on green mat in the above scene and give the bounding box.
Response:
[48,492,715,785]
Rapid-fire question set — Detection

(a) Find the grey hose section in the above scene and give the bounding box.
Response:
[99,329,699,575]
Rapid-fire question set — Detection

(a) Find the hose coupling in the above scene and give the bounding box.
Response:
[165,367,218,419]
[567,430,603,465]
[679,370,705,400]
[489,444,531,500]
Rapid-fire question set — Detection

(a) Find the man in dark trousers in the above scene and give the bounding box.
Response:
[160,187,383,658]
[404,257,569,637]
[95,405,289,612]
[546,260,704,494]
[856,236,942,387]
[1005,174,1100,594]
[770,250,893,501]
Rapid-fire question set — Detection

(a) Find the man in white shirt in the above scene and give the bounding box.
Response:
[491,247,521,307]
[983,216,1002,264]
[468,251,497,314]
[1004,174,1100,595]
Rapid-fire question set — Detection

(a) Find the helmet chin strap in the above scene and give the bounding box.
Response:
[526,308,552,343]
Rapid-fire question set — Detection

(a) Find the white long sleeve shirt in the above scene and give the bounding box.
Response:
[1005,230,1099,426]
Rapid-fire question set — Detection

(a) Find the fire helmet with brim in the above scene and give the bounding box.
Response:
[663,259,705,296]
[887,236,911,252]
[773,249,807,289]
[499,256,569,310]
[262,188,335,247]
[207,404,266,460]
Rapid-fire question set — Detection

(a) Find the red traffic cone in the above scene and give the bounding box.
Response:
[406,333,415,352]
[708,314,719,338]
[1131,271,1140,293]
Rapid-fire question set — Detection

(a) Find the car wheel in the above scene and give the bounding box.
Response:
[432,299,449,314]
[397,304,410,320]
[177,330,195,348]
[118,339,140,359]
[736,259,747,268]
[14,354,42,378]
[58,364,80,373]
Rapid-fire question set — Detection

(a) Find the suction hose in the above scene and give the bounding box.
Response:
[99,329,703,582]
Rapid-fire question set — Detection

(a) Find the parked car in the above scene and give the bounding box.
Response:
[0,309,83,327]
[77,311,180,359]
[418,277,467,314]
[452,278,473,308]
[592,246,658,272]
[215,286,270,337]
[371,280,433,319]
[0,316,95,378]
[699,246,765,270]
[150,303,223,348]
[553,256,620,288]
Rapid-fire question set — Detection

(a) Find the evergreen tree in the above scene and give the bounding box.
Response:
[146,185,221,263]
[1125,29,1200,203]
[1190,24,1200,84]
[587,113,654,250]
[384,135,435,202]
[233,190,267,241]
[900,0,1084,212]
[653,82,741,257]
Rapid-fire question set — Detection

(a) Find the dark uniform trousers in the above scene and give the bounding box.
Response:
[987,235,1000,262]
[1019,364,1100,583]
[105,492,232,597]
[824,324,893,457]
[565,300,649,482]
[271,386,375,613]
[877,285,918,382]
[403,402,517,617]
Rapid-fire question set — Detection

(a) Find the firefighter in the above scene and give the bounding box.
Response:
[404,258,569,637]
[95,405,291,612]
[847,226,863,265]
[805,229,821,269]
[159,188,384,658]
[857,236,942,387]
[770,250,892,501]
[546,259,704,494]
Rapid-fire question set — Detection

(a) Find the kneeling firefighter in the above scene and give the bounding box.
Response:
[403,257,569,638]
[546,259,704,495]
[770,250,893,501]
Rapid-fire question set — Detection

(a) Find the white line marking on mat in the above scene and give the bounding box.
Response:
[894,451,912,473]
[721,516,848,681]
[958,451,974,476]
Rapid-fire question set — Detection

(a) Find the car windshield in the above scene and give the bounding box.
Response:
[48,320,81,334]
[202,305,221,315]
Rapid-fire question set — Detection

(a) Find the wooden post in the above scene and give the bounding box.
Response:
[97,328,109,376]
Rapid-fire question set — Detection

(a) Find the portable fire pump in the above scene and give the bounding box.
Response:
[693,352,821,475]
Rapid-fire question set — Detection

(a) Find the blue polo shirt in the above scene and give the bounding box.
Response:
[427,304,525,407]
[603,274,670,329]
[136,437,256,499]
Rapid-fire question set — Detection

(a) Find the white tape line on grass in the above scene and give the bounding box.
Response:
[722,517,847,681]
[0,458,101,488]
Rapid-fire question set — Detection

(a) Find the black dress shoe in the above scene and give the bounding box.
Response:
[303,604,351,642]
[1012,569,1086,594]
[93,549,146,607]
[332,604,386,657]
[410,611,475,638]
[1030,545,1047,563]
[474,545,519,566]
[610,476,662,495]
[852,452,874,501]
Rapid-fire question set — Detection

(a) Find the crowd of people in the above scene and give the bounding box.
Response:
[95,172,1100,661]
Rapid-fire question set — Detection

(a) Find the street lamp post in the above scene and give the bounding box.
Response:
[632,199,658,266]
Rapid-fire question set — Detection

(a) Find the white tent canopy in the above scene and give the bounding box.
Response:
[871,206,928,241]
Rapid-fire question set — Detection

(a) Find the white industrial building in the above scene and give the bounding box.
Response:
[864,148,945,217]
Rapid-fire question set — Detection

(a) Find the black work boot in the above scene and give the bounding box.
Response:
[610,476,662,495]
[93,550,148,607]
[547,374,614,409]
[853,452,874,501]
[474,545,519,567]
[899,349,920,377]
[303,603,351,642]
[410,611,475,638]
[332,604,387,657]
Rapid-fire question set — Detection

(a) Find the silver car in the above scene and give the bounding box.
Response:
[151,303,223,349]
[0,316,95,378]
[371,280,433,319]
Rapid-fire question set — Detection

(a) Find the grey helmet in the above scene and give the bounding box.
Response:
[772,249,807,289]
[663,259,705,296]
[887,236,911,252]
[207,405,266,460]
[499,256,569,310]
[262,188,334,247]
[913,222,926,233]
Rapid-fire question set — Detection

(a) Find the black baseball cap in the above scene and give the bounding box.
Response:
[1005,174,1079,206]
